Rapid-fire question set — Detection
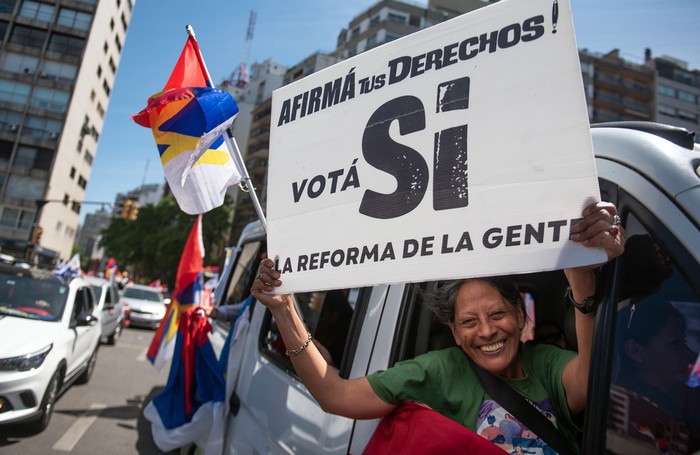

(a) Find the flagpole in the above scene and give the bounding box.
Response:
[185,25,267,232]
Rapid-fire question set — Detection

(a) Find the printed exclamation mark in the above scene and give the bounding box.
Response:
[434,77,469,211]
[552,0,559,34]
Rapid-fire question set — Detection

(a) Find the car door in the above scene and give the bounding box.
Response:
[101,283,119,335]
[66,286,98,377]
[221,234,390,454]
[583,162,700,453]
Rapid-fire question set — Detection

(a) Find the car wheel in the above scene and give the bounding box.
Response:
[26,369,61,433]
[107,324,121,345]
[76,348,98,385]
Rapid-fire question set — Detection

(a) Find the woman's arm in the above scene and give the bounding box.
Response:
[252,262,397,419]
[562,202,625,413]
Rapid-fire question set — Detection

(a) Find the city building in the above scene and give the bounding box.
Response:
[229,52,341,242]
[75,204,109,261]
[579,48,655,124]
[0,0,135,266]
[651,53,700,133]
[333,0,460,60]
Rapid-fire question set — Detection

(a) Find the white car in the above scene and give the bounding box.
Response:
[121,284,166,329]
[0,264,101,432]
[84,276,123,345]
[210,122,700,454]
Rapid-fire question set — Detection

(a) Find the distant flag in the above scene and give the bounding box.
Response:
[132,35,242,215]
[149,278,162,289]
[105,257,120,281]
[53,253,82,281]
[147,215,204,371]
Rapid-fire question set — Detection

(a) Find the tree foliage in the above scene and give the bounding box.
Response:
[99,194,232,290]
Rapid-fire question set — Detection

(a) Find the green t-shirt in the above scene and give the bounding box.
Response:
[367,343,579,454]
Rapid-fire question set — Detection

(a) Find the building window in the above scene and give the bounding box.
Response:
[5,174,47,201]
[0,80,31,104]
[102,79,111,96]
[108,56,116,73]
[31,87,69,112]
[41,60,78,83]
[120,12,127,31]
[408,14,421,27]
[0,139,13,164]
[0,20,8,41]
[0,0,17,14]
[0,111,22,134]
[0,52,39,75]
[370,15,379,26]
[19,1,54,22]
[387,12,407,25]
[0,207,20,228]
[96,102,105,118]
[678,90,696,104]
[57,8,92,30]
[90,89,95,101]
[48,32,85,57]
[84,150,93,166]
[24,115,61,140]
[110,18,114,30]
[14,145,52,170]
[77,175,87,189]
[9,24,47,49]
[677,110,698,123]
[367,34,377,48]
[658,104,676,117]
[96,65,102,77]
[114,34,122,52]
[658,84,676,98]
[103,40,108,53]
[70,166,76,178]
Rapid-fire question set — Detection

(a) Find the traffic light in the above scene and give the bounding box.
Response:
[31,225,43,244]
[120,200,132,219]
[119,200,139,220]
[127,201,139,220]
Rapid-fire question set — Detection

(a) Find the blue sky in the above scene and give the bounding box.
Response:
[82,0,700,221]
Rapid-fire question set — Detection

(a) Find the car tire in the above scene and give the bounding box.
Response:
[107,324,121,345]
[26,369,61,433]
[76,348,98,385]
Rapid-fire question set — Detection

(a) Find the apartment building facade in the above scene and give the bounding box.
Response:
[0,0,134,265]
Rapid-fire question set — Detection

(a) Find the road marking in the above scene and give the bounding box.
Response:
[53,403,107,452]
[136,347,148,362]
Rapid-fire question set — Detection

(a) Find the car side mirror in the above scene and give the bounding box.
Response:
[76,312,99,327]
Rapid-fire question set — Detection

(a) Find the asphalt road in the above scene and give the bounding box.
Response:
[0,326,183,454]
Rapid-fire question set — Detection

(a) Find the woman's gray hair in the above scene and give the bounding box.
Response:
[423,276,526,325]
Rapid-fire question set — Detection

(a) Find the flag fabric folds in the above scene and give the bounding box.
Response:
[52,253,82,281]
[362,401,505,455]
[144,306,226,454]
[147,215,204,371]
[132,36,242,215]
[105,257,120,280]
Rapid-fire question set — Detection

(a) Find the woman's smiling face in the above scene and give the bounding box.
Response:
[450,280,526,379]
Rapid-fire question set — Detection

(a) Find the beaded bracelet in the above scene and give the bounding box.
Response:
[285,332,313,357]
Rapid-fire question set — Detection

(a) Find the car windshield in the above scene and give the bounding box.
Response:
[122,287,162,302]
[0,271,69,321]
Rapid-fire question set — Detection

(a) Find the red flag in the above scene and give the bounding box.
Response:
[147,215,204,370]
[363,402,504,455]
[163,35,209,91]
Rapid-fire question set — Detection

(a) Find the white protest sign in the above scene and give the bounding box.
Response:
[267,0,604,294]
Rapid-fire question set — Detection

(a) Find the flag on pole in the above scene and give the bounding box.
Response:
[132,36,241,215]
[144,306,226,454]
[147,215,204,371]
[52,253,82,281]
[105,257,120,280]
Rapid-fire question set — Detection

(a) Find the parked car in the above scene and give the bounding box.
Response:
[120,284,166,329]
[84,276,123,345]
[207,122,700,454]
[0,265,101,432]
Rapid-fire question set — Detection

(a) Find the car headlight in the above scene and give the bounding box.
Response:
[0,344,53,372]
